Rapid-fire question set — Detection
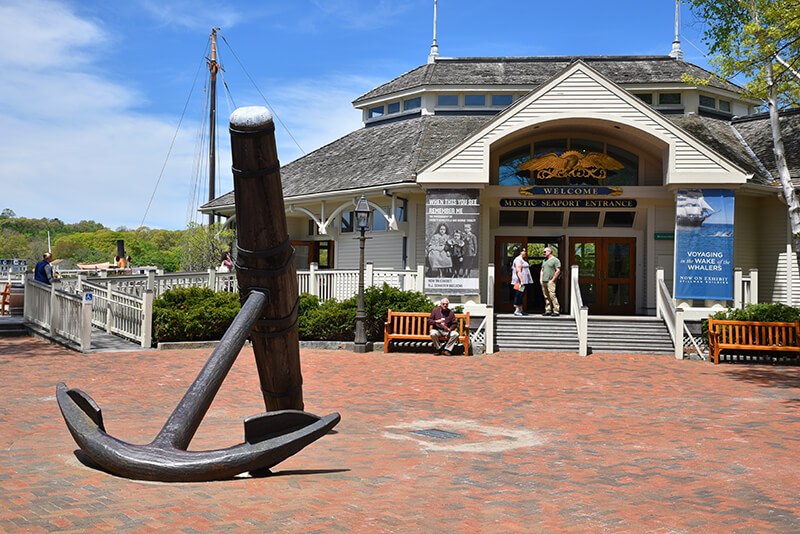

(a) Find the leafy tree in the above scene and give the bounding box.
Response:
[0,208,16,219]
[686,0,800,274]
[0,229,32,260]
[178,222,235,272]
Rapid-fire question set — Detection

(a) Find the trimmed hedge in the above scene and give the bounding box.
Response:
[152,284,437,345]
[701,302,800,343]
[152,287,241,345]
[299,284,435,341]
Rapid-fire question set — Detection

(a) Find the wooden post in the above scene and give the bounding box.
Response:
[229,106,304,412]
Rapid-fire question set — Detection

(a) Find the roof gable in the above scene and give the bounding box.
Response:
[417,60,750,186]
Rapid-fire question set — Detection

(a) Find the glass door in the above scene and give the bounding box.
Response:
[570,237,635,315]
[494,237,562,314]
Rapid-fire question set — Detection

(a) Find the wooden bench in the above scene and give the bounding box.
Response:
[0,283,9,316]
[708,318,800,364]
[384,309,470,354]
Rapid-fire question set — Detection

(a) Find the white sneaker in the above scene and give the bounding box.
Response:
[513,310,523,316]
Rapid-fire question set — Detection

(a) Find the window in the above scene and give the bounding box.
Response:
[499,211,528,226]
[317,241,333,268]
[699,95,715,108]
[404,97,421,110]
[719,100,731,112]
[658,93,681,105]
[568,212,600,227]
[396,203,407,222]
[533,138,567,157]
[498,145,531,186]
[372,210,387,231]
[437,95,458,106]
[368,105,384,118]
[388,102,400,114]
[606,144,639,186]
[533,211,564,226]
[635,93,653,104]
[465,94,486,106]
[492,94,513,106]
[603,212,636,227]
[307,219,317,236]
[571,138,604,154]
[341,211,354,233]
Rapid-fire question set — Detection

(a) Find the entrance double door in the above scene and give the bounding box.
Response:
[494,237,562,314]
[570,237,635,315]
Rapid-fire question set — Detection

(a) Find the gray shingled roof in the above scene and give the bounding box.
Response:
[732,108,800,183]
[202,114,492,210]
[353,56,743,104]
[667,114,774,185]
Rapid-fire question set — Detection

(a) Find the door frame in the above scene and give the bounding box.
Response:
[493,236,564,314]
[569,236,636,315]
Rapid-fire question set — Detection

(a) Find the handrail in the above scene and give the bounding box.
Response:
[570,265,588,356]
[656,268,684,360]
[24,278,92,352]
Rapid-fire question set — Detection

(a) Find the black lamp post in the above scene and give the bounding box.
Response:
[354,195,371,353]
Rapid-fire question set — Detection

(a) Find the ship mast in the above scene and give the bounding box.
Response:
[207,28,220,226]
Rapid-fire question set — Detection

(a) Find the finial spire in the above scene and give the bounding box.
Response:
[669,0,684,60]
[428,0,439,64]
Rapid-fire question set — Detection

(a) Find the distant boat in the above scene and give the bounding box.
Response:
[677,190,717,227]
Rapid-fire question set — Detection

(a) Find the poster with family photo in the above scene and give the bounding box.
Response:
[424,189,480,295]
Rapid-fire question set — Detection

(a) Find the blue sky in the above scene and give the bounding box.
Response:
[0,0,720,230]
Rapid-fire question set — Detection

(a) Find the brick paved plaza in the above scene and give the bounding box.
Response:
[1,336,799,532]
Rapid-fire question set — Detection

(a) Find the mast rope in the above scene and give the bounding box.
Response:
[140,43,209,229]
[219,34,305,155]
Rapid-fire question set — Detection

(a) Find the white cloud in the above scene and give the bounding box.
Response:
[138,0,246,31]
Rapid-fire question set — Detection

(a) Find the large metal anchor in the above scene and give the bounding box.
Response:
[57,106,340,482]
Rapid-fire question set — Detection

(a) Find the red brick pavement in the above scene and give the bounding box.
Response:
[1,336,799,532]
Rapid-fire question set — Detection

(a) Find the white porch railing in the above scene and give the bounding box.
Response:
[570,265,589,356]
[80,278,153,347]
[24,279,92,352]
[656,268,685,360]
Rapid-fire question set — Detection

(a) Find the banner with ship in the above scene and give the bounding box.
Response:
[674,189,735,300]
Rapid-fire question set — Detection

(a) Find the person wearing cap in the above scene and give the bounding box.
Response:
[428,297,459,355]
[34,253,55,285]
[540,247,561,316]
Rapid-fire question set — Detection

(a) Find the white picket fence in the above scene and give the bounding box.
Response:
[24,279,93,352]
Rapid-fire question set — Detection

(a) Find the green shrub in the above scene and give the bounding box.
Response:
[701,302,800,343]
[298,284,434,341]
[152,287,241,345]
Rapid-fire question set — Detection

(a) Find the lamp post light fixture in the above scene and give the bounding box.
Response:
[354,195,371,353]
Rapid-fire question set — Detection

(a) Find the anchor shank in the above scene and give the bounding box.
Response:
[152,291,267,449]
[230,107,304,412]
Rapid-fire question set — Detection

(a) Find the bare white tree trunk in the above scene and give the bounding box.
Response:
[764,60,800,287]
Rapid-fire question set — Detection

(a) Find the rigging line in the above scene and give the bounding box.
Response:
[187,71,212,226]
[219,33,305,154]
[140,44,209,230]
[681,34,755,93]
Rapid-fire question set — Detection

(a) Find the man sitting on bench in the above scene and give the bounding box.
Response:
[429,298,458,356]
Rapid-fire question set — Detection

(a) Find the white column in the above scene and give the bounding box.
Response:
[80,291,93,353]
[416,264,425,292]
[733,268,742,308]
[674,307,684,360]
[208,267,216,291]
[365,262,374,288]
[749,269,758,305]
[49,283,56,336]
[105,283,113,333]
[309,262,318,296]
[147,269,156,292]
[487,263,495,305]
[141,289,154,348]
[656,267,664,319]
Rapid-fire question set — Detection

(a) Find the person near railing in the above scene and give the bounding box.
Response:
[429,297,459,356]
[34,253,55,285]
[219,251,233,272]
[512,248,532,316]
[540,247,561,317]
